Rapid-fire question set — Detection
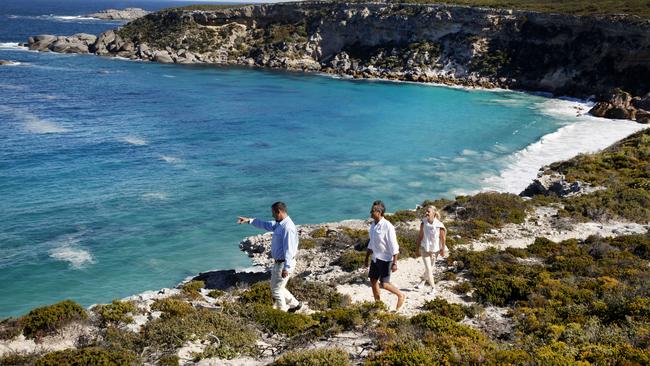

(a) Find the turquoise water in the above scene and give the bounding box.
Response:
[0,0,581,317]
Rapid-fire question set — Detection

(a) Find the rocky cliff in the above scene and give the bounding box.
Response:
[27,1,650,121]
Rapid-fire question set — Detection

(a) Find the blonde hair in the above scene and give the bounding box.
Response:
[425,205,441,220]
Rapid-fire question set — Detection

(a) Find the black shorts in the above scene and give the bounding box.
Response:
[368,258,392,283]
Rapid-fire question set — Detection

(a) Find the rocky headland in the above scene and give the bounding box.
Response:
[25,1,650,123]
[85,8,150,21]
[1,128,650,365]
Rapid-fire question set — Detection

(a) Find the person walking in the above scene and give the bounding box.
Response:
[364,200,406,311]
[237,201,302,312]
[415,205,447,294]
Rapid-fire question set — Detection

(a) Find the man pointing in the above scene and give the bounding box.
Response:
[238,201,301,312]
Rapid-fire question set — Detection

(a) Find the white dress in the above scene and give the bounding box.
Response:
[421,218,446,253]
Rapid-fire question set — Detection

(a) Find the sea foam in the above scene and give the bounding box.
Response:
[0,42,27,50]
[48,234,95,269]
[483,99,648,194]
[0,106,68,133]
[121,135,147,146]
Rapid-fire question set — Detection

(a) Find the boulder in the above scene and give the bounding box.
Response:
[330,52,351,71]
[152,50,174,63]
[632,93,650,111]
[27,34,57,51]
[520,172,584,197]
[589,88,637,121]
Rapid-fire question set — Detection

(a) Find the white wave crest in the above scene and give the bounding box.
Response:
[141,192,168,201]
[483,100,648,193]
[0,42,27,50]
[160,155,181,164]
[48,234,95,269]
[121,135,147,146]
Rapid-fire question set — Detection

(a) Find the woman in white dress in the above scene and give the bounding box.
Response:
[416,205,446,293]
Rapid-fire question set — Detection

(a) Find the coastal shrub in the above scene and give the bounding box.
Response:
[314,301,386,334]
[299,238,317,249]
[157,354,180,366]
[455,192,529,226]
[35,347,136,366]
[180,280,204,300]
[271,348,351,366]
[94,300,137,326]
[470,49,511,76]
[246,304,317,336]
[22,300,87,339]
[287,278,349,310]
[365,340,438,366]
[0,353,39,366]
[102,327,143,354]
[474,274,533,306]
[440,271,457,281]
[396,229,419,258]
[563,187,650,223]
[340,227,369,248]
[143,306,257,355]
[0,317,22,340]
[207,289,225,298]
[453,281,472,295]
[385,209,418,224]
[239,281,273,305]
[421,298,468,322]
[338,249,367,271]
[151,297,195,318]
[310,227,328,238]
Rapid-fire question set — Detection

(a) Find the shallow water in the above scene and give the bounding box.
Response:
[0,0,645,317]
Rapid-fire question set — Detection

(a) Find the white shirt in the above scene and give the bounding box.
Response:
[421,218,446,253]
[368,217,399,262]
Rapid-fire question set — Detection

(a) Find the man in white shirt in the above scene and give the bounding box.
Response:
[237,201,301,312]
[364,200,405,311]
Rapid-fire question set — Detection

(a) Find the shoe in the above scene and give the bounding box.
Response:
[288,302,302,313]
[415,280,426,290]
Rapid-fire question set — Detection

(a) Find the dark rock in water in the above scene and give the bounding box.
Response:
[520,172,583,197]
[589,88,648,122]
[192,269,270,290]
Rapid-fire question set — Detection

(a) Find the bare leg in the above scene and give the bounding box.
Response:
[370,278,381,302]
[381,282,406,310]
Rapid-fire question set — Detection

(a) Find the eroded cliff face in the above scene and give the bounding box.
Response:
[28,2,650,111]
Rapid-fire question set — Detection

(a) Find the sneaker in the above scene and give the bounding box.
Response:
[287,302,302,313]
[415,280,426,290]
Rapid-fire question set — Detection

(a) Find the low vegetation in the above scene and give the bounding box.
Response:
[271,348,351,366]
[21,300,87,339]
[94,300,137,327]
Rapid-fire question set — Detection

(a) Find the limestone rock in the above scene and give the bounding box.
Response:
[86,8,150,21]
[153,51,174,63]
[520,172,584,197]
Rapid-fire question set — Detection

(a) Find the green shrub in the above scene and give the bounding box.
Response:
[365,340,438,366]
[94,300,137,326]
[35,347,136,366]
[151,297,194,318]
[473,275,533,306]
[453,281,472,294]
[311,227,328,238]
[0,317,22,340]
[143,306,257,355]
[207,289,225,298]
[0,353,39,366]
[271,348,351,366]
[102,327,143,354]
[396,229,419,258]
[314,301,386,334]
[22,300,87,339]
[287,278,349,311]
[180,280,205,300]
[385,210,418,224]
[451,192,529,239]
[239,282,273,305]
[157,354,179,366]
[440,271,457,281]
[421,298,468,322]
[300,238,317,249]
[340,227,369,247]
[338,250,367,271]
[246,304,317,336]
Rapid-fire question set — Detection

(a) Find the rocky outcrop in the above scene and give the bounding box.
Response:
[590,89,650,123]
[27,2,650,121]
[85,8,149,21]
[27,33,96,54]
[521,172,585,197]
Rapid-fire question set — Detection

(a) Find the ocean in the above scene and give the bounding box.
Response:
[0,0,645,317]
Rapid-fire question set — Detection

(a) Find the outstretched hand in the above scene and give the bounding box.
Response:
[237,216,250,224]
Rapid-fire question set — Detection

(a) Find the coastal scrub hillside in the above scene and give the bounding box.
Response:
[26,1,650,122]
[2,130,649,365]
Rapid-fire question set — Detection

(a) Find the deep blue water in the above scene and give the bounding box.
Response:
[0,0,601,317]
